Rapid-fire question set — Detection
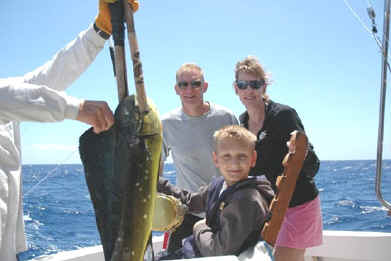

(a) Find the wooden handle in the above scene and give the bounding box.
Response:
[261,130,308,246]
[123,0,148,113]
[113,46,129,102]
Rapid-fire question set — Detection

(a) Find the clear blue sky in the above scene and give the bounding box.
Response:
[0,0,390,164]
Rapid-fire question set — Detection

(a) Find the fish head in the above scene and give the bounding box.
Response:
[115,95,142,144]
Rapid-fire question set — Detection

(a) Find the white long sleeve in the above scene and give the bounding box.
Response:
[0,24,106,261]
[0,24,106,124]
[0,81,81,123]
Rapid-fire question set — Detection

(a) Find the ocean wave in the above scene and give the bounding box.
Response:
[337,199,355,208]
[23,213,32,222]
[360,205,389,214]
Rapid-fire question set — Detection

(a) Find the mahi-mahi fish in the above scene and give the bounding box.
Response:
[79,95,162,261]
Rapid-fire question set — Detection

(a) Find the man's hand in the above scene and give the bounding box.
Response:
[95,0,140,36]
[76,100,114,134]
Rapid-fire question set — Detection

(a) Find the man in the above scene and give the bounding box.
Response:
[161,63,238,253]
[0,1,139,260]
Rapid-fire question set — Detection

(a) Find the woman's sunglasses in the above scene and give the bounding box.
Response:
[236,80,265,90]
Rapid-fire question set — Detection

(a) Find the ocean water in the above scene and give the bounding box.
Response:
[19,160,391,260]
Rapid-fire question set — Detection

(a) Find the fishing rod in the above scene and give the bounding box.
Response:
[108,0,148,113]
[109,0,129,102]
[375,0,391,211]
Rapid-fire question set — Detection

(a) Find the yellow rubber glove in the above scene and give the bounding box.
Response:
[95,0,139,36]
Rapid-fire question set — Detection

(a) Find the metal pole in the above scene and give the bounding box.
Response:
[375,0,391,210]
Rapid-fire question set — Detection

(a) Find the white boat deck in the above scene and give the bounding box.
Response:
[30,230,391,261]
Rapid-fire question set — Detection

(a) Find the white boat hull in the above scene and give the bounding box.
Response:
[30,230,391,261]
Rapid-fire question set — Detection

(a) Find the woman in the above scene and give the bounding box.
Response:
[233,56,322,261]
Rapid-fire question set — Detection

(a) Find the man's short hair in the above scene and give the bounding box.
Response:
[176,63,205,82]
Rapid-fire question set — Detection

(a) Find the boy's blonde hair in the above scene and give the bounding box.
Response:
[176,63,205,82]
[213,125,257,151]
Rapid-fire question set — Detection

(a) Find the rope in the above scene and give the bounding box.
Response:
[24,149,78,197]
[343,0,373,34]
[342,0,391,73]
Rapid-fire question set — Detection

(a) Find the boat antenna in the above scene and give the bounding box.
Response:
[375,0,391,211]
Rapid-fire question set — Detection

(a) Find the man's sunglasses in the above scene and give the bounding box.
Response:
[177,80,203,89]
[236,80,265,90]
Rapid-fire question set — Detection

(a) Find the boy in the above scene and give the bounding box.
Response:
[158,125,274,259]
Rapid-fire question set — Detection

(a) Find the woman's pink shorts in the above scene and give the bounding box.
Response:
[275,196,323,249]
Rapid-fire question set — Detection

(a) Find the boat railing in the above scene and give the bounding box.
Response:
[376,0,391,211]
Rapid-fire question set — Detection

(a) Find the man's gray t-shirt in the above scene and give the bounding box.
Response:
[162,102,238,193]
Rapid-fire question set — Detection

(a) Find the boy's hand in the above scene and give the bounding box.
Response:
[95,0,140,36]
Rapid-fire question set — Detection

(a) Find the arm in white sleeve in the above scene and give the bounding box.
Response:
[0,25,106,123]
[23,24,106,91]
[0,80,81,122]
